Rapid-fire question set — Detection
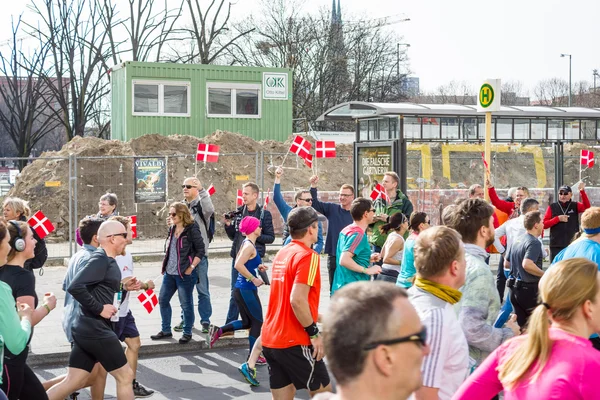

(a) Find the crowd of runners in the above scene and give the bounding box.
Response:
[1,168,600,399]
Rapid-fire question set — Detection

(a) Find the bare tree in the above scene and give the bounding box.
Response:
[501,80,529,106]
[0,18,63,168]
[533,78,569,106]
[27,0,113,141]
[414,81,475,104]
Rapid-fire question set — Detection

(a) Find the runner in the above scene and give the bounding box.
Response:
[46,220,141,400]
[208,216,268,364]
[332,198,382,294]
[376,212,408,283]
[261,207,332,399]
[396,211,430,288]
[110,216,155,398]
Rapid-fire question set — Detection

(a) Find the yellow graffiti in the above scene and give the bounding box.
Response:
[441,144,546,188]
[407,144,432,188]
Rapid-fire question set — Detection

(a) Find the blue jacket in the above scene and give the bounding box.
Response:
[273,183,323,254]
[310,187,353,256]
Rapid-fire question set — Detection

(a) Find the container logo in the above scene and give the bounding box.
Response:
[263,72,288,100]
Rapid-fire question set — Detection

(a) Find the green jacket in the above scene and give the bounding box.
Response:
[369,189,413,247]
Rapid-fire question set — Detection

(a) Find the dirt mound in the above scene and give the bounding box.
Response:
[9,131,354,241]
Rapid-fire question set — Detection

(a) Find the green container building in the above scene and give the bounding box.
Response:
[110,61,293,141]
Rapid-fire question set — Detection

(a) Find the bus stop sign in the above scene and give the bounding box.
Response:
[477,79,501,112]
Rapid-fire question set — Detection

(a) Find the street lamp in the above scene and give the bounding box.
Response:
[560,53,572,106]
[593,69,599,93]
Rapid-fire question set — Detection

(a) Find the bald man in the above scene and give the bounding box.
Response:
[47,221,142,400]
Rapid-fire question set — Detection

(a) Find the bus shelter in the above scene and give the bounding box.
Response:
[317,102,600,199]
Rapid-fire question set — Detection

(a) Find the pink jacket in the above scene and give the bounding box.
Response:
[453,328,600,400]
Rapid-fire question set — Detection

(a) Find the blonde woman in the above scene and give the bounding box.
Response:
[2,197,48,272]
[453,258,600,399]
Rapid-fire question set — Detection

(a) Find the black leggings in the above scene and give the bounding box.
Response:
[222,287,263,353]
[1,362,48,400]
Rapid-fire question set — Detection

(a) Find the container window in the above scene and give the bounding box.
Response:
[208,88,232,114]
[134,84,159,113]
[164,85,188,114]
[236,89,259,115]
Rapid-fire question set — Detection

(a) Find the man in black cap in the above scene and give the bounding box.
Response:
[543,181,590,262]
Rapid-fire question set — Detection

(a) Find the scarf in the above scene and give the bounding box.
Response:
[415,277,462,305]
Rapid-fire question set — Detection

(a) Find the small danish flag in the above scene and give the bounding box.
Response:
[369,183,390,202]
[28,211,55,240]
[207,184,216,196]
[129,215,137,239]
[304,153,314,169]
[316,141,336,158]
[581,149,595,168]
[264,189,270,207]
[196,143,220,163]
[137,289,158,313]
[481,152,490,175]
[289,136,312,160]
[237,189,243,206]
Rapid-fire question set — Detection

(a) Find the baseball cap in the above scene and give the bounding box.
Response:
[559,185,572,193]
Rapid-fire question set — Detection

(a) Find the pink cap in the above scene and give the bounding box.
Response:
[239,216,260,235]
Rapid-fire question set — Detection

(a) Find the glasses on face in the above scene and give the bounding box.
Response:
[559,192,569,196]
[300,198,313,202]
[339,194,353,197]
[363,327,427,351]
[369,209,376,213]
[182,185,196,189]
[108,233,128,239]
[170,213,178,217]
[425,220,431,224]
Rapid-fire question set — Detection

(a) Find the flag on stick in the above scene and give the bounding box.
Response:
[481,152,490,176]
[129,216,137,239]
[196,143,220,163]
[207,184,216,196]
[264,189,270,207]
[137,289,158,313]
[369,183,390,202]
[289,136,312,159]
[304,154,313,169]
[28,211,55,240]
[237,189,243,206]
[316,141,336,158]
[581,149,595,168]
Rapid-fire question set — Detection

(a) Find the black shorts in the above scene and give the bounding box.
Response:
[113,311,140,342]
[263,345,330,391]
[69,334,127,373]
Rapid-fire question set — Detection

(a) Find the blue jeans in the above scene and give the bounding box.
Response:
[179,257,212,325]
[494,270,513,328]
[159,269,197,336]
[226,259,240,324]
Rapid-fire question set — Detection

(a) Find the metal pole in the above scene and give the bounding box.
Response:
[68,154,73,257]
[397,43,400,79]
[569,55,572,107]
[74,155,78,250]
[484,112,492,201]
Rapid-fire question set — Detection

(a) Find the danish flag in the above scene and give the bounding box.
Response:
[196,143,220,163]
[369,183,390,202]
[304,154,314,169]
[581,149,595,168]
[28,211,55,240]
[129,216,137,239]
[264,189,270,207]
[481,152,490,174]
[207,184,216,196]
[137,289,158,313]
[316,141,336,158]
[289,136,312,160]
[237,189,243,206]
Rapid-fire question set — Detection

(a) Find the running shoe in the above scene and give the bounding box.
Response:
[201,322,211,334]
[208,326,223,348]
[173,321,184,332]
[255,355,267,366]
[133,381,155,398]
[238,362,260,386]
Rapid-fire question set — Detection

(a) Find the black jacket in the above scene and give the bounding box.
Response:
[162,222,206,277]
[224,204,274,258]
[19,216,48,271]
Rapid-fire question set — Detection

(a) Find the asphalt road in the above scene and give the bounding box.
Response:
[34,348,315,399]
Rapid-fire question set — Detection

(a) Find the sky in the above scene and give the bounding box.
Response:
[1,0,599,96]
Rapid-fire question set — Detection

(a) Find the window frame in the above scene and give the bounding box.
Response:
[132,80,191,117]
[206,82,262,119]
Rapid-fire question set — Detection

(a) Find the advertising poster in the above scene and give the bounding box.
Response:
[134,157,166,203]
[356,145,393,199]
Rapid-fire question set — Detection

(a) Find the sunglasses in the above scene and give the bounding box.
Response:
[170,213,178,217]
[363,327,427,351]
[559,192,570,195]
[300,198,313,202]
[108,233,128,239]
[182,185,196,189]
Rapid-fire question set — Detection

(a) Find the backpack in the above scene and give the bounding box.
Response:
[192,203,215,243]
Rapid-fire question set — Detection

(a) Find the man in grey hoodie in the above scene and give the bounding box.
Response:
[445,198,520,367]
[173,177,215,333]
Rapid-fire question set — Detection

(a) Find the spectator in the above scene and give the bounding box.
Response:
[377,213,408,283]
[468,184,484,199]
[274,167,323,253]
[224,182,274,324]
[309,175,354,291]
[396,212,430,288]
[454,258,600,399]
[75,193,118,246]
